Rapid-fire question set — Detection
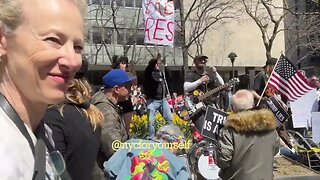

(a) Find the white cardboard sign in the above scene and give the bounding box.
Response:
[143,0,175,46]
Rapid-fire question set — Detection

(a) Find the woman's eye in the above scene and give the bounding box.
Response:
[74,45,83,53]
[45,37,61,46]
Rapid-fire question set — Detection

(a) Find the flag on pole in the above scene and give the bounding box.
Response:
[268,55,316,102]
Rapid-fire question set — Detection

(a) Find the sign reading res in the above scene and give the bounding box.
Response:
[143,0,174,43]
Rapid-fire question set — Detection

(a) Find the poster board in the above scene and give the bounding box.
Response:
[291,89,318,128]
[143,0,175,46]
[201,106,227,140]
[312,112,320,143]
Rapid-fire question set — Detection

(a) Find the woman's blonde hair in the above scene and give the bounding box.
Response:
[0,0,87,34]
[59,78,103,130]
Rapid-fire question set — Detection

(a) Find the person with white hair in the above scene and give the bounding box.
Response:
[216,89,280,180]
[0,0,86,179]
[104,124,190,180]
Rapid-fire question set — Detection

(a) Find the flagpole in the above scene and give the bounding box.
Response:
[256,55,282,106]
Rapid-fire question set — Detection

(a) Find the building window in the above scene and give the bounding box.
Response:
[174,30,182,46]
[92,27,113,44]
[91,0,110,5]
[104,28,113,44]
[125,0,134,7]
[92,27,102,44]
[116,0,123,6]
[116,28,125,45]
[136,30,145,45]
[135,0,142,8]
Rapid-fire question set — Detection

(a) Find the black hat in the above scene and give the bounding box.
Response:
[263,57,277,67]
[194,55,208,61]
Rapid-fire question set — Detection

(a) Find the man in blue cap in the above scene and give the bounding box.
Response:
[91,69,136,177]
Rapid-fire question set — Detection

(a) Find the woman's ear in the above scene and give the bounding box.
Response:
[0,28,8,55]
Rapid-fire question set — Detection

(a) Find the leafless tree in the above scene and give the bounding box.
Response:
[239,0,288,61]
[296,13,320,61]
[86,0,149,65]
[178,0,240,75]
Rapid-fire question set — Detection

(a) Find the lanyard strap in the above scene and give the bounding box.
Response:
[0,94,35,155]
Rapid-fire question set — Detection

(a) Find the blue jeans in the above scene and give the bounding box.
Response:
[280,147,303,163]
[147,98,173,139]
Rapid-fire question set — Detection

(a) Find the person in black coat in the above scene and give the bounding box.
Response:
[143,58,172,139]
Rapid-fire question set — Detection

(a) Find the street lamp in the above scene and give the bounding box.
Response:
[228,52,237,93]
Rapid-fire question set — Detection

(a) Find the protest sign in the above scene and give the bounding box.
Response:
[312,112,320,143]
[291,89,318,128]
[201,106,227,140]
[264,96,290,127]
[142,0,175,46]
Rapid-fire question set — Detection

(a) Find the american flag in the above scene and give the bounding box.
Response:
[267,55,316,101]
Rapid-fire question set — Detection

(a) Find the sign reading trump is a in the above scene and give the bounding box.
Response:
[201,106,228,140]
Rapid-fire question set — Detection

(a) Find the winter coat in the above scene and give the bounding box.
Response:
[91,91,128,168]
[216,108,280,180]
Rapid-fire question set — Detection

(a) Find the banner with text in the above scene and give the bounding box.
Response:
[143,0,175,46]
[201,106,228,140]
[264,96,290,127]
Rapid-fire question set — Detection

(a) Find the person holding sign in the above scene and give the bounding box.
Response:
[143,58,172,139]
[216,90,279,180]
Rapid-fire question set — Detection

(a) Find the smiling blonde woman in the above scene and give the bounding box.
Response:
[0,0,86,179]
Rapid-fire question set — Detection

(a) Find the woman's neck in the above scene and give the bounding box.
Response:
[0,85,47,132]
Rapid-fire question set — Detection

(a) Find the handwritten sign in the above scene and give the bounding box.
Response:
[201,106,227,140]
[291,89,318,128]
[143,0,175,46]
[264,96,290,127]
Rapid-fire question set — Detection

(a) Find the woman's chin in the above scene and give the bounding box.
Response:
[44,90,66,105]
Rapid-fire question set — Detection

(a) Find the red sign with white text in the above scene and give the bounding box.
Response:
[143,0,175,46]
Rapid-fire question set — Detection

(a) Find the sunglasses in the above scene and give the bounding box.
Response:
[195,59,208,63]
[50,150,67,178]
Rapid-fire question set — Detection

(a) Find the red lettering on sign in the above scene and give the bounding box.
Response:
[145,17,156,41]
[145,0,153,14]
[164,3,173,15]
[155,0,162,16]
[166,21,174,41]
[153,18,166,41]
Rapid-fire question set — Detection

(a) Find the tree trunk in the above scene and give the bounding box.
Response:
[179,0,189,77]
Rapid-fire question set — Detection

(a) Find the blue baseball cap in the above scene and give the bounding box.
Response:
[102,69,136,88]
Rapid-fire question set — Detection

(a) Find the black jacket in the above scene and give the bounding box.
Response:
[144,69,170,100]
[43,104,101,180]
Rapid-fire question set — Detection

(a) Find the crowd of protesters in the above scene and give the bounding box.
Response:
[0,1,318,178]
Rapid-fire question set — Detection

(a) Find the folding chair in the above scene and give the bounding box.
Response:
[287,130,320,171]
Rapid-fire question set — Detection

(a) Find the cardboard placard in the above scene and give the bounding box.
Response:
[201,106,227,140]
[312,112,320,143]
[265,96,290,127]
[143,0,175,46]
